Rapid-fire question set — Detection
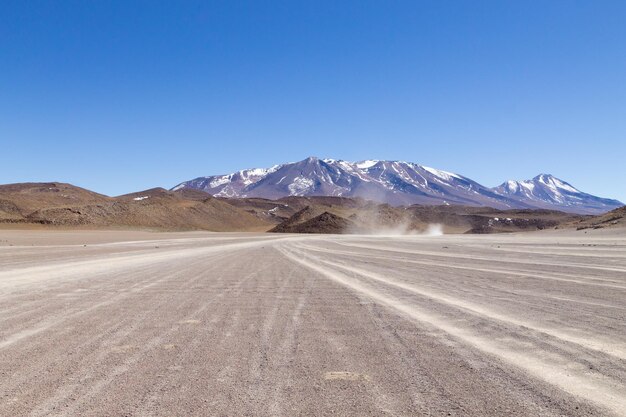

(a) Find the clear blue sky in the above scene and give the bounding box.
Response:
[1,1,625,201]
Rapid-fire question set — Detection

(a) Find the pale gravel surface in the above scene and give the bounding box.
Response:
[0,229,625,416]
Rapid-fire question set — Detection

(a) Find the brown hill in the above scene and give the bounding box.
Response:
[0,182,110,214]
[268,206,320,232]
[573,206,626,230]
[270,211,354,234]
[0,183,271,231]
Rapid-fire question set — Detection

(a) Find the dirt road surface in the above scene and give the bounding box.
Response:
[1,229,625,416]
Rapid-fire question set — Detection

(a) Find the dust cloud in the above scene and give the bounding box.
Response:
[349,219,444,236]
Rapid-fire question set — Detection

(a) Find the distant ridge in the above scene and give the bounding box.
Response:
[0,182,590,234]
[173,157,623,214]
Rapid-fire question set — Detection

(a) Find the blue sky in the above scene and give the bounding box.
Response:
[1,1,625,201]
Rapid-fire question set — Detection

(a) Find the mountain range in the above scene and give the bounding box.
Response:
[172,157,623,214]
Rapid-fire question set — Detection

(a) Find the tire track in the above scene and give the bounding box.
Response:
[335,241,626,274]
[298,242,626,289]
[278,246,626,416]
[290,245,626,361]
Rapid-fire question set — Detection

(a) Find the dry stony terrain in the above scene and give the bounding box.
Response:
[1,228,625,416]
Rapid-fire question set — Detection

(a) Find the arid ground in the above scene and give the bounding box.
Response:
[1,228,625,416]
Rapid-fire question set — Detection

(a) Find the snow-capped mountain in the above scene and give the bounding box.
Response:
[172,157,623,214]
[172,166,281,198]
[493,174,622,214]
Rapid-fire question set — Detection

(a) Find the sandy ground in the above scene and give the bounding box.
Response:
[0,229,625,416]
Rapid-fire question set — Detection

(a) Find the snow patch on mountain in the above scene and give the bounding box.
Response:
[356,160,379,169]
[209,176,231,188]
[288,176,315,196]
[422,166,460,182]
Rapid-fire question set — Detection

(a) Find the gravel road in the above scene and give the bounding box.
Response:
[1,229,625,416]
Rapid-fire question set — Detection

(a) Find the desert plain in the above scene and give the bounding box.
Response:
[1,228,625,416]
